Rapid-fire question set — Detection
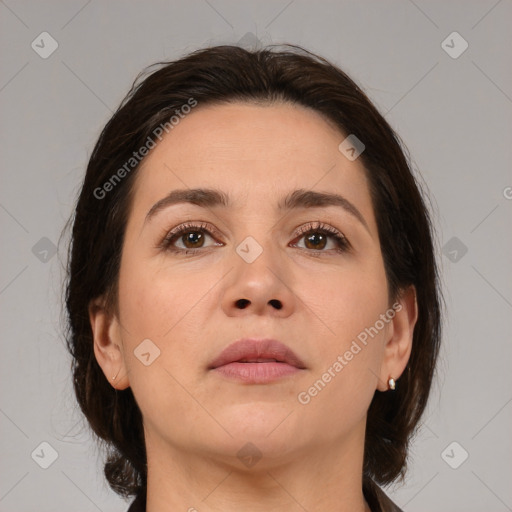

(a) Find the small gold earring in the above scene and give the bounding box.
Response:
[112,369,121,381]
[388,377,396,390]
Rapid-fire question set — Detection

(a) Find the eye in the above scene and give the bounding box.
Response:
[158,221,350,255]
[290,222,350,253]
[159,222,224,254]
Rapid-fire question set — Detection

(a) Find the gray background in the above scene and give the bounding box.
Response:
[1,1,511,511]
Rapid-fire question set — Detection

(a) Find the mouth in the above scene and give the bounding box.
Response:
[208,338,306,384]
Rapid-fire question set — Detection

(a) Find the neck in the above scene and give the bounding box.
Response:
[145,423,370,512]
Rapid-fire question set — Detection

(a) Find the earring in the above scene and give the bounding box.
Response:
[112,369,121,381]
[388,377,396,390]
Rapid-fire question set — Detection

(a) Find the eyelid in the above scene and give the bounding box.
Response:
[158,220,351,253]
[290,221,351,252]
[293,221,346,239]
[157,221,224,251]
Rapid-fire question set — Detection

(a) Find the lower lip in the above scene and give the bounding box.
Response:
[211,362,303,383]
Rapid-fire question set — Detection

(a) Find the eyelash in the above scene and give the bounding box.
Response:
[158,221,350,255]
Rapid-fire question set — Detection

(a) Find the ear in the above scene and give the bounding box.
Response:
[89,296,130,390]
[377,285,418,392]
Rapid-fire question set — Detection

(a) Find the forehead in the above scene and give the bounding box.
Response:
[130,101,374,222]
[140,101,348,170]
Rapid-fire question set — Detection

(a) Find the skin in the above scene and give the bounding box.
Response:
[90,102,417,512]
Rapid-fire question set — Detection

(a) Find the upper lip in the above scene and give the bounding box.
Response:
[209,338,306,369]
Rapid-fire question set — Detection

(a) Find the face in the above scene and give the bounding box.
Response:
[92,102,412,468]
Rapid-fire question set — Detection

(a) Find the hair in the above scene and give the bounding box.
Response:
[64,43,442,500]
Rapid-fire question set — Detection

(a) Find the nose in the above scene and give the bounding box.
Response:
[220,240,296,318]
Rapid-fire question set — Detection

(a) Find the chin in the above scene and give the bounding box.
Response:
[201,431,305,472]
[216,404,302,448]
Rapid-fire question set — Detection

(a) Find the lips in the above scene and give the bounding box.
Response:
[209,338,306,370]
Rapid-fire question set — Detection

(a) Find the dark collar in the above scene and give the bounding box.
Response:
[363,478,404,512]
[126,492,145,512]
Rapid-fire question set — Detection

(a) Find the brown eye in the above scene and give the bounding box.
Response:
[291,222,350,253]
[180,230,205,249]
[304,232,328,250]
[160,222,224,254]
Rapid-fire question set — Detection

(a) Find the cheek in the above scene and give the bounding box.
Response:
[300,259,389,343]
[117,253,208,339]
[115,257,212,417]
[295,261,389,400]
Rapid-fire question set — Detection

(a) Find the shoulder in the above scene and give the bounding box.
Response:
[363,478,403,512]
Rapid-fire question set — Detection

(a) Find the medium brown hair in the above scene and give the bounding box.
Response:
[64,44,442,499]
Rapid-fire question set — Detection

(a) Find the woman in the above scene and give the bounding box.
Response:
[64,44,442,512]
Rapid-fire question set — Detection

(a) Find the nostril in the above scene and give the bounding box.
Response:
[269,299,282,310]
[236,298,250,309]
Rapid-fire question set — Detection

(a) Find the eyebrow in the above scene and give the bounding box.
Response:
[145,187,370,233]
